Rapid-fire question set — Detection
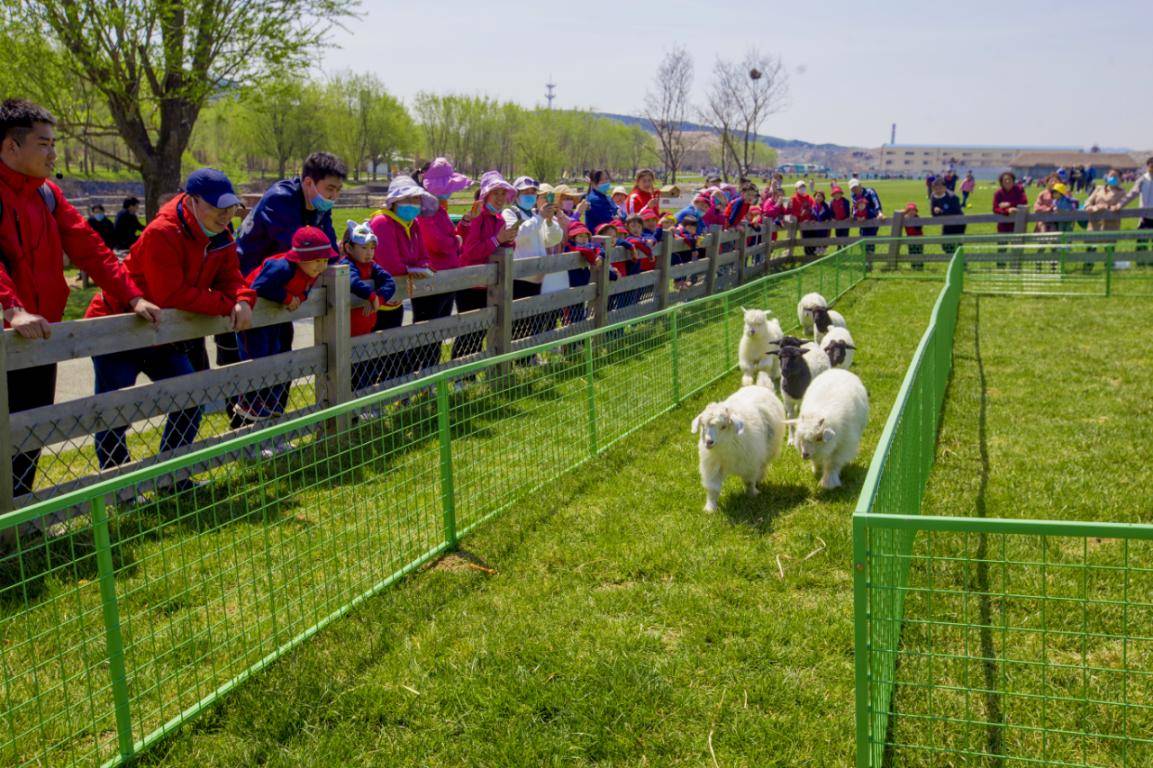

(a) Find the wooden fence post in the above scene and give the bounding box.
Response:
[784,219,799,263]
[654,235,672,310]
[0,333,12,515]
[487,247,514,355]
[592,237,614,327]
[763,219,776,272]
[887,212,905,270]
[1013,207,1029,234]
[705,226,721,296]
[313,263,351,411]
[736,226,748,285]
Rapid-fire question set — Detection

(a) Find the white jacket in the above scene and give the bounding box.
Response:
[1120,172,1153,211]
[503,206,565,289]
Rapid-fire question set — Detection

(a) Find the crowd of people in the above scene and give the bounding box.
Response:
[4,92,1153,497]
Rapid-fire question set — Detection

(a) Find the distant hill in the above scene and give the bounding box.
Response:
[596,112,848,151]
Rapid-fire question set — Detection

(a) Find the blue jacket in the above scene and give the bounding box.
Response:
[341,256,396,303]
[236,177,338,273]
[584,187,619,233]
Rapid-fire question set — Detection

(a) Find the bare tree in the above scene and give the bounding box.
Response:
[700,59,743,181]
[701,49,789,179]
[643,46,694,183]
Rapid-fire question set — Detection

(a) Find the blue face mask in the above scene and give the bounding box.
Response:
[518,194,537,210]
[596,182,611,194]
[93,213,105,221]
[1107,176,1119,187]
[485,202,499,214]
[311,194,335,213]
[437,194,451,201]
[394,203,421,223]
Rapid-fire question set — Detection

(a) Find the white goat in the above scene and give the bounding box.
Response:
[812,306,847,345]
[789,368,869,490]
[797,292,828,336]
[820,326,856,369]
[738,308,784,387]
[691,372,786,513]
[775,342,832,435]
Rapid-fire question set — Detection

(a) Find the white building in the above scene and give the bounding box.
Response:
[873,144,1082,180]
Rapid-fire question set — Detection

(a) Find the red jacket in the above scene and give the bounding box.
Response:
[788,193,816,223]
[86,193,255,318]
[0,161,141,321]
[993,185,1028,233]
[417,204,461,271]
[370,209,430,277]
[624,187,658,217]
[829,196,852,221]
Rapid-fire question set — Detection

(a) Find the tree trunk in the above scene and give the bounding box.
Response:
[141,150,183,221]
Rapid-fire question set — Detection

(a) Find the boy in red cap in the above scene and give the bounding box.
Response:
[234,226,335,423]
[903,202,925,270]
[829,186,852,241]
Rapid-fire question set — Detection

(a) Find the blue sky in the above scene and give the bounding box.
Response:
[324,0,1152,150]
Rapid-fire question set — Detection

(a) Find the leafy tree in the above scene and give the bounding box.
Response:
[9,0,359,214]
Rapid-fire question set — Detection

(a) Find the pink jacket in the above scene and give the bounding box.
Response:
[460,208,505,268]
[417,205,461,271]
[370,209,430,277]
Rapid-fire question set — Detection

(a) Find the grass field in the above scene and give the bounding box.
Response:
[124,277,943,768]
[886,292,1153,766]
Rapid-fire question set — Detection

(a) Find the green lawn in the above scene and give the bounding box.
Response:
[886,292,1153,767]
[128,277,943,768]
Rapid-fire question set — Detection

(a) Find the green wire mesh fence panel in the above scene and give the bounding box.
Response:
[863,516,1153,768]
[961,244,1110,297]
[854,248,965,768]
[0,244,868,768]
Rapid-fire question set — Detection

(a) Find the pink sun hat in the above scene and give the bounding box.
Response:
[422,157,473,198]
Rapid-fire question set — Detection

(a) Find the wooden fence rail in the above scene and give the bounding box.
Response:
[4,207,1153,513]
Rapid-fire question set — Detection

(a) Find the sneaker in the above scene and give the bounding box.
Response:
[259,436,294,461]
[233,398,275,424]
[155,477,204,496]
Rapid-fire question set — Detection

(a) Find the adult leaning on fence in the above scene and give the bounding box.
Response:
[0,99,162,500]
[84,169,255,481]
[415,158,473,372]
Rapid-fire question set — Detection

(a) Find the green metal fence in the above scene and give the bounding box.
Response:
[0,243,868,768]
[853,245,1153,767]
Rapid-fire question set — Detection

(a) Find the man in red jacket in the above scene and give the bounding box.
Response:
[0,99,161,498]
[86,168,255,473]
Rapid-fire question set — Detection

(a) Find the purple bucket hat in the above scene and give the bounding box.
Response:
[423,157,473,198]
[478,170,516,202]
[384,175,439,217]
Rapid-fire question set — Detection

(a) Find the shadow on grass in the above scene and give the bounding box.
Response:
[720,480,812,533]
[971,296,1006,766]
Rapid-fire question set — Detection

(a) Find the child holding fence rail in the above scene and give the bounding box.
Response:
[903,203,925,270]
[929,177,966,255]
[340,221,398,399]
[235,226,335,430]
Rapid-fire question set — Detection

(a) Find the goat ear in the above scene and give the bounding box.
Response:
[691,415,701,434]
[732,417,745,435]
[845,344,856,350]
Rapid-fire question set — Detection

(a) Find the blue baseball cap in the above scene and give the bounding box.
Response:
[185,168,241,208]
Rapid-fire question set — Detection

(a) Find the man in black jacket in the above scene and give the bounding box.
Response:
[113,196,144,249]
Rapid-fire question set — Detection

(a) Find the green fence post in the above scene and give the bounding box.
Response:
[584,339,598,455]
[1105,244,1114,297]
[722,294,733,364]
[796,266,804,306]
[670,308,681,405]
[436,378,458,550]
[853,514,871,768]
[93,495,135,762]
[834,254,841,299]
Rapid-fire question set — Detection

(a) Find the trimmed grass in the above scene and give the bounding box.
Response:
[887,293,1153,766]
[133,278,944,767]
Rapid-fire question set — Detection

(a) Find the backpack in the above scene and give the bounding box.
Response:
[0,182,57,223]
